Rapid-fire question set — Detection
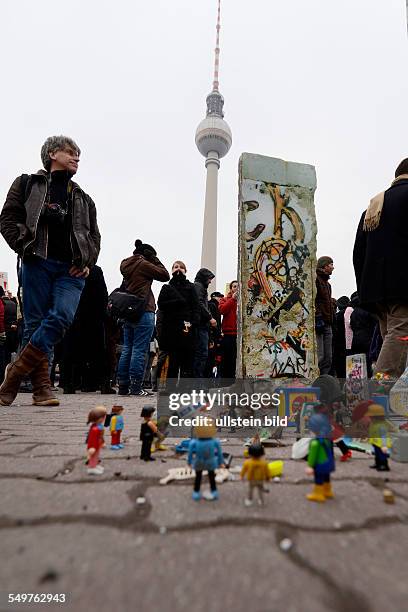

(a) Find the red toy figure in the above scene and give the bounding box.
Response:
[109,405,124,450]
[86,406,106,475]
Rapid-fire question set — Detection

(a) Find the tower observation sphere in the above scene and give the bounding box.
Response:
[195,93,232,159]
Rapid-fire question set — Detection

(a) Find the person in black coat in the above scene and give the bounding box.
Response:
[349,292,377,376]
[332,296,350,378]
[353,158,408,377]
[157,261,199,380]
[193,268,216,378]
[60,265,114,393]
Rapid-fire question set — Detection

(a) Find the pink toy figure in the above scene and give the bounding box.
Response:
[86,406,106,475]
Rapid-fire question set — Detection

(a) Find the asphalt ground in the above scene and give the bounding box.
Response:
[0,392,407,612]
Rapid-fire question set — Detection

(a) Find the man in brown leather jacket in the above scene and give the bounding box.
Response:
[0,135,100,407]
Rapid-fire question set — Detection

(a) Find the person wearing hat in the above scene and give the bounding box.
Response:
[366,403,392,471]
[315,256,335,375]
[187,418,225,501]
[193,268,217,378]
[117,240,169,396]
[353,158,408,378]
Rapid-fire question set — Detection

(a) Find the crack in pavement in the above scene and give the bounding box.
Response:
[274,525,373,612]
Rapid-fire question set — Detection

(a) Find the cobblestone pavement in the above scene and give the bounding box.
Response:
[0,392,407,612]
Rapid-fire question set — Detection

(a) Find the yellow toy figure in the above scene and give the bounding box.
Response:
[109,405,124,450]
[240,443,270,507]
[366,404,392,471]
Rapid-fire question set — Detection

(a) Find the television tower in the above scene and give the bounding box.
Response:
[195,0,232,287]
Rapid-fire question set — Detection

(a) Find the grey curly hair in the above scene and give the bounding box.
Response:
[40,135,81,170]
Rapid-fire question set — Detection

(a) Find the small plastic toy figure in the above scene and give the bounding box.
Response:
[366,403,392,471]
[187,418,224,501]
[151,416,168,453]
[140,405,158,461]
[305,413,335,502]
[109,405,124,450]
[240,443,270,507]
[86,406,107,475]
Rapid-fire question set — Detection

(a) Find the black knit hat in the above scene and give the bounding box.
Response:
[133,239,157,257]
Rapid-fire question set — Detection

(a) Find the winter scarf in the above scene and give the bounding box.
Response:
[363,174,408,231]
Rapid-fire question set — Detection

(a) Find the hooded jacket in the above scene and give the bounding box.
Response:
[194,268,214,327]
[120,253,170,313]
[0,171,100,268]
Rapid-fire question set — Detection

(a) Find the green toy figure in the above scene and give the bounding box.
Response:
[305,413,335,503]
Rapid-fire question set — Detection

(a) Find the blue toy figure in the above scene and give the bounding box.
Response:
[187,418,225,501]
[305,413,335,502]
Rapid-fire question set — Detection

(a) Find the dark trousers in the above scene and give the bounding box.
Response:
[314,472,331,485]
[193,327,209,378]
[220,334,237,380]
[336,440,349,455]
[194,470,217,492]
[140,437,153,460]
[167,334,194,380]
[373,444,389,468]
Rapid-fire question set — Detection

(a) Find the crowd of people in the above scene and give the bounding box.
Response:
[0,135,407,407]
[316,157,408,381]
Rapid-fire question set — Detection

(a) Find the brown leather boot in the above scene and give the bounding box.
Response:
[0,343,46,406]
[31,358,60,406]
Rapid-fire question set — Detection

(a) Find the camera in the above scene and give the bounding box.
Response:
[42,202,68,225]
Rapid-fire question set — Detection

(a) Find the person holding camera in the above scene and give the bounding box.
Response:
[0,135,100,407]
[117,239,169,396]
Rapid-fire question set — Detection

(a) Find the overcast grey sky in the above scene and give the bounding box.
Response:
[1,0,407,299]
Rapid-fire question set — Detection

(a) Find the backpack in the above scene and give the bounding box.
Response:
[19,174,33,203]
[107,286,147,324]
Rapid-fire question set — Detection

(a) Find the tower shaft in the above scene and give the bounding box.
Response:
[201,152,220,288]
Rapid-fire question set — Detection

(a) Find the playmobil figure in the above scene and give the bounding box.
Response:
[151,416,168,453]
[305,413,335,502]
[86,406,106,475]
[109,405,124,450]
[187,418,224,501]
[240,443,270,507]
[366,403,392,471]
[140,405,158,461]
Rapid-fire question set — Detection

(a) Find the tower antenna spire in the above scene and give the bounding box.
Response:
[212,0,221,92]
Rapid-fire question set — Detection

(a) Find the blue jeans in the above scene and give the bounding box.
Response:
[22,256,85,356]
[117,312,155,391]
[193,327,209,378]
